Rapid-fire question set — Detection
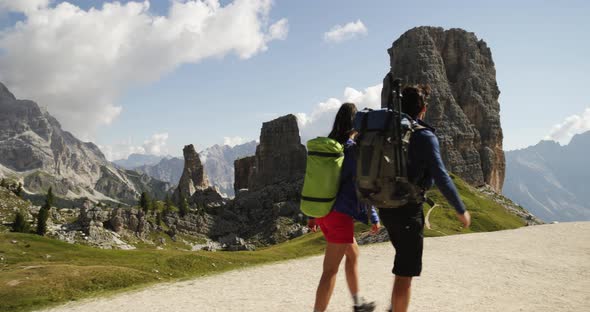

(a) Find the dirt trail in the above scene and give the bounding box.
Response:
[41,222,590,312]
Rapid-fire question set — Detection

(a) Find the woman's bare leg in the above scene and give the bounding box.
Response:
[314,242,349,311]
[344,239,360,296]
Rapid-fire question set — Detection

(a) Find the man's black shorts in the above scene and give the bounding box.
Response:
[378,204,425,277]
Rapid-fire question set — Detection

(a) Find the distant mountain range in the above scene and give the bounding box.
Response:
[503,131,590,222]
[113,142,257,197]
[0,82,169,204]
[113,154,165,169]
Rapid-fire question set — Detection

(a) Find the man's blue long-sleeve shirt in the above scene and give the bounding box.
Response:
[408,120,467,214]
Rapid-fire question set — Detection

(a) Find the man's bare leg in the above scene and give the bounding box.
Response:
[391,275,412,312]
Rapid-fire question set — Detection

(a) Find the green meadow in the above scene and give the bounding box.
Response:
[0,175,525,312]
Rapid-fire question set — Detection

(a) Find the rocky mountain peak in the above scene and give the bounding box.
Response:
[568,131,590,147]
[504,133,590,222]
[0,82,168,202]
[173,144,210,201]
[0,82,16,101]
[240,114,306,191]
[383,26,505,192]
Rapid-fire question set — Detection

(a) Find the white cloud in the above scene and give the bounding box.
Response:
[0,0,288,138]
[0,0,49,13]
[99,132,169,161]
[267,18,288,40]
[546,107,590,144]
[143,132,169,155]
[296,83,382,142]
[323,19,367,43]
[223,136,248,147]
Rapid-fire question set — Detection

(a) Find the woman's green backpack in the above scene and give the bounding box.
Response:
[300,137,345,218]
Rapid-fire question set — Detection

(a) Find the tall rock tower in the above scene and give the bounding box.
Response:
[383,27,505,192]
[173,144,210,201]
[247,114,307,191]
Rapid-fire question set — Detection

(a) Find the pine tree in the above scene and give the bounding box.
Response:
[164,194,173,215]
[45,187,54,207]
[139,192,151,214]
[0,178,6,188]
[156,212,162,226]
[151,198,158,213]
[36,187,53,236]
[179,196,189,217]
[12,210,29,233]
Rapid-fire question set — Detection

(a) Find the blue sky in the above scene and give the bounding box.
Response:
[0,0,588,159]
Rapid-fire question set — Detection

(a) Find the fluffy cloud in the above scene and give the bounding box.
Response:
[296,83,382,142]
[0,0,287,137]
[99,132,169,161]
[0,0,49,13]
[323,19,368,43]
[223,136,249,147]
[143,132,169,155]
[546,107,590,144]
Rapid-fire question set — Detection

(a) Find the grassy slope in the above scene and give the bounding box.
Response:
[424,174,525,237]
[0,232,326,312]
[0,175,526,312]
[0,187,31,232]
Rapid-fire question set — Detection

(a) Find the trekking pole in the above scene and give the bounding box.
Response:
[390,77,405,179]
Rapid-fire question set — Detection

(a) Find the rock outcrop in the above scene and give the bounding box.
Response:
[172,144,226,210]
[131,141,256,197]
[73,200,138,249]
[0,82,169,203]
[248,114,307,191]
[216,114,308,245]
[173,145,210,200]
[234,156,255,193]
[382,27,505,192]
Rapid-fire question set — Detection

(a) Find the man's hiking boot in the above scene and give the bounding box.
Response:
[353,300,376,312]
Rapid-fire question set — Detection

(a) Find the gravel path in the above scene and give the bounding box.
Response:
[41,222,590,312]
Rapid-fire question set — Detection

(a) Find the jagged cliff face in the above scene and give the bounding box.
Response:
[0,82,169,203]
[383,27,505,192]
[248,114,307,191]
[234,156,255,193]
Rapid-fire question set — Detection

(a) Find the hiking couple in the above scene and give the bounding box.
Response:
[303,83,471,312]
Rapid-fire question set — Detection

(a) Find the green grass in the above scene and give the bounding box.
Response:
[423,174,525,237]
[0,187,31,232]
[0,231,326,312]
[0,174,526,312]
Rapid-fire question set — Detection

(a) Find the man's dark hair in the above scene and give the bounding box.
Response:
[329,102,357,144]
[401,84,431,119]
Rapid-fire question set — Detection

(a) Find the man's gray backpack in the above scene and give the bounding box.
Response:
[353,75,428,208]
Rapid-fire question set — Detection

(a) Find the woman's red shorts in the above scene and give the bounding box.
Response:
[316,210,354,244]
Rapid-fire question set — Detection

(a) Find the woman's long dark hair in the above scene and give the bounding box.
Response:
[328,103,357,144]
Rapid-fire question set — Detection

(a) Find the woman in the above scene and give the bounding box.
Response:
[309,103,380,312]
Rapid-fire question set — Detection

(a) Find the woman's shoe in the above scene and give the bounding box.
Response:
[353,300,376,312]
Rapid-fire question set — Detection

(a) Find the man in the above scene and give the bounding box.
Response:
[378,84,471,312]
